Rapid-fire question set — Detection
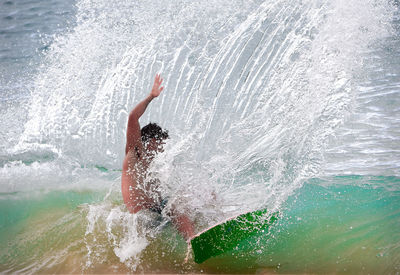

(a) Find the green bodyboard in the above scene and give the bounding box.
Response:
[190,209,278,264]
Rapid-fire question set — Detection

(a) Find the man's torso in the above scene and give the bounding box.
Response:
[121,149,162,213]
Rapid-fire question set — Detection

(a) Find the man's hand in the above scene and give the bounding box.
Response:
[150,74,164,98]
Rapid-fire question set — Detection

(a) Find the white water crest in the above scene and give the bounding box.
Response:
[7,0,395,267]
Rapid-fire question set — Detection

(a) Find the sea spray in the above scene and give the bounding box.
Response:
[1,0,396,271]
[84,204,150,271]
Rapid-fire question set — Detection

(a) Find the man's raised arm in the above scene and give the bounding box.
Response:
[125,74,164,154]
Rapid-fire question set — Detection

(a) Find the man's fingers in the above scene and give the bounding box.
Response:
[154,74,163,90]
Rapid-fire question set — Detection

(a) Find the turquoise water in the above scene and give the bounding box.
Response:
[1,0,400,273]
[0,176,399,273]
[229,176,400,274]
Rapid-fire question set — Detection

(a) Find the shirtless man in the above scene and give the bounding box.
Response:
[121,74,194,240]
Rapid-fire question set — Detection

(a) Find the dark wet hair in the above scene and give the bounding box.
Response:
[141,122,169,143]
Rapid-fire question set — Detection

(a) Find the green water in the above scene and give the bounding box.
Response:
[193,176,399,273]
[0,175,399,273]
[0,190,106,273]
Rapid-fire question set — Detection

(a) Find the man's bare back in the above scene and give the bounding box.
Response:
[122,150,150,213]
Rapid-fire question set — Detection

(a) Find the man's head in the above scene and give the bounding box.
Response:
[141,123,169,154]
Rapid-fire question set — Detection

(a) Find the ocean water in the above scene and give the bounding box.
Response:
[0,0,399,273]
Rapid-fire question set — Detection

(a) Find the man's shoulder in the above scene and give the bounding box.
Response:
[123,148,147,170]
[123,150,138,168]
[126,146,143,158]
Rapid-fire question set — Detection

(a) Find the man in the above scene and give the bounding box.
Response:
[121,74,194,240]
